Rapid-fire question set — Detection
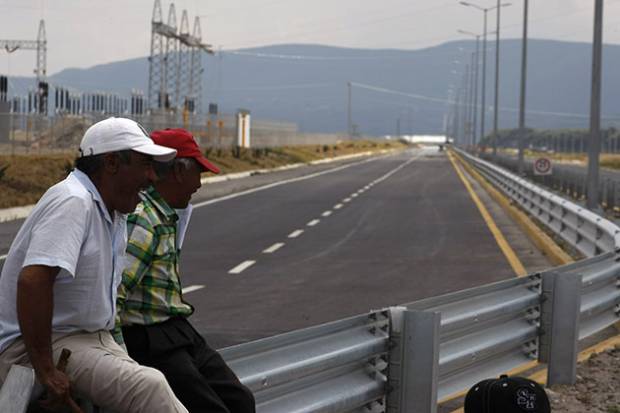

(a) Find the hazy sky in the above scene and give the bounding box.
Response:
[1,0,620,77]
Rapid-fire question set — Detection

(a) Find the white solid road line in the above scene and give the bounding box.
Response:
[307,219,320,227]
[182,285,206,294]
[229,260,257,274]
[334,204,344,210]
[288,229,304,238]
[321,211,333,217]
[263,242,285,253]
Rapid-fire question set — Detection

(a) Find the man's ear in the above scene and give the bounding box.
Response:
[102,152,121,174]
[173,161,185,183]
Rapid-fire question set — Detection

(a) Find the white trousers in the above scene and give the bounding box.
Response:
[0,331,188,413]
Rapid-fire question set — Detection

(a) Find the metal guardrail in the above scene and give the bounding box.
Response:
[220,311,390,413]
[455,148,620,257]
[405,274,541,401]
[2,149,619,413]
[480,152,620,212]
[219,252,618,412]
[559,253,620,340]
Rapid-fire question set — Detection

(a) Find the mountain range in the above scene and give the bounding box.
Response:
[6,39,620,136]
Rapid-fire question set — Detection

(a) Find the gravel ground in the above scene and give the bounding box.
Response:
[547,345,620,413]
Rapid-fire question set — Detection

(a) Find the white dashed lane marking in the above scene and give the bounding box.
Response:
[343,198,351,203]
[321,211,333,217]
[263,243,285,253]
[228,260,256,274]
[334,204,344,210]
[307,219,320,227]
[288,229,304,238]
[182,285,205,294]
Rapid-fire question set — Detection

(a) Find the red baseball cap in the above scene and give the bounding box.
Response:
[150,128,220,174]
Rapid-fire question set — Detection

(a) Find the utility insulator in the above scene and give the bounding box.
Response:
[38,81,48,114]
[0,75,7,102]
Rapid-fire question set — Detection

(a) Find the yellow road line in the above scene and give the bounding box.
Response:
[447,151,527,277]
[452,151,574,266]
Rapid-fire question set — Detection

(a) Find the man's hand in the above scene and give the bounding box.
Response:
[39,349,84,413]
[38,367,73,411]
[16,267,83,412]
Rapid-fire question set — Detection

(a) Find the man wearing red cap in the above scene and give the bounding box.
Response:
[114,128,255,413]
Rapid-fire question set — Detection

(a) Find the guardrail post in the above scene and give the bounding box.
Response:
[539,271,582,386]
[387,307,440,413]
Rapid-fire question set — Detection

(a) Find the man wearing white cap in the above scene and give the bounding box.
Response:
[0,118,189,412]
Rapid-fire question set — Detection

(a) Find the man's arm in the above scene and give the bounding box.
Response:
[16,265,72,408]
[113,216,157,344]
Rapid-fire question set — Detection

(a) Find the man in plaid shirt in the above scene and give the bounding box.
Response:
[115,128,255,413]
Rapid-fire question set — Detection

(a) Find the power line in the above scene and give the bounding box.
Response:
[350,82,620,120]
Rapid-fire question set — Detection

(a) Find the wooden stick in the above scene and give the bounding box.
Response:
[55,349,84,413]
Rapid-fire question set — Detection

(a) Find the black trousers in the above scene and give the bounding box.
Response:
[122,317,255,413]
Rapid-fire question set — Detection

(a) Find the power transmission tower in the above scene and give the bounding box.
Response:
[148,1,213,113]
[148,0,177,111]
[164,4,178,109]
[177,10,191,111]
[0,20,47,111]
[148,0,165,110]
[187,16,213,114]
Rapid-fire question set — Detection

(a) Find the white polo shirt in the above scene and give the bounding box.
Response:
[0,169,127,353]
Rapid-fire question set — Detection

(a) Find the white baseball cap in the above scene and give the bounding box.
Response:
[79,117,177,161]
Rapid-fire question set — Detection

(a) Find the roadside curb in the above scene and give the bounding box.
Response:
[0,149,394,224]
[0,205,35,224]
[200,150,382,185]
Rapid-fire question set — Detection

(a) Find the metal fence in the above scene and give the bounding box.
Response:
[0,112,345,154]
[2,148,619,413]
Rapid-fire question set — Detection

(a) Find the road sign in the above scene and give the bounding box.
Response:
[534,157,552,176]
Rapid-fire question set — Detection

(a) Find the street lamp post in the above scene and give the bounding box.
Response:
[493,0,501,157]
[463,62,471,145]
[517,0,529,175]
[460,1,511,154]
[458,30,481,146]
[468,51,476,145]
[586,0,604,211]
[347,81,352,137]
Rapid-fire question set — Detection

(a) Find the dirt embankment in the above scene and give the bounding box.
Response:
[0,140,408,209]
[547,345,620,413]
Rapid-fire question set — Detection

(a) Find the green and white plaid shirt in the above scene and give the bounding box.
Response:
[113,186,194,343]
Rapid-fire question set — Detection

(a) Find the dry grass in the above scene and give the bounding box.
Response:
[0,140,406,209]
[0,153,75,208]
[502,148,620,170]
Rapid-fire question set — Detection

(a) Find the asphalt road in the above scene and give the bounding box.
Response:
[177,148,516,348]
[0,148,518,349]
